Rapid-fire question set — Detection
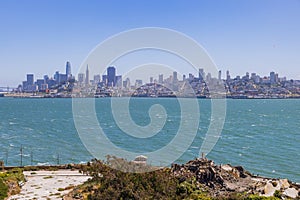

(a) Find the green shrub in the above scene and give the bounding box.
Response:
[0,179,8,200]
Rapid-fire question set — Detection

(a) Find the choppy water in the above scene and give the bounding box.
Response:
[0,98,299,183]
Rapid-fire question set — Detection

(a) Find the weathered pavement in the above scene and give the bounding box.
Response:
[8,170,90,200]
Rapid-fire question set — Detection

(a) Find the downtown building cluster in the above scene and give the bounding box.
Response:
[15,62,300,98]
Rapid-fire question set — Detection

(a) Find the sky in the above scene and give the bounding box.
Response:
[0,0,300,87]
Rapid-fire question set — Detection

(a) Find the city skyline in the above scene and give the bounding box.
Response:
[16,61,292,91]
[1,0,300,86]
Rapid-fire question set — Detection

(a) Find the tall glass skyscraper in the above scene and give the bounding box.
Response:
[66,61,71,79]
[85,65,89,85]
[107,66,116,87]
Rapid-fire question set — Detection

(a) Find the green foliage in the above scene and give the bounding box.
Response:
[79,158,181,199]
[77,157,214,200]
[0,168,25,199]
[273,190,282,199]
[245,194,280,200]
[0,179,8,200]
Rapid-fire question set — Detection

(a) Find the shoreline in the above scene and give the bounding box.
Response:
[2,159,300,199]
[2,94,300,99]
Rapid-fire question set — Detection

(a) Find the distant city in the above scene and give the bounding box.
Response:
[2,61,300,99]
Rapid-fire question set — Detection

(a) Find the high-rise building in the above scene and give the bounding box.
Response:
[150,77,153,83]
[36,79,45,91]
[173,71,178,83]
[27,74,34,85]
[94,75,101,84]
[206,73,212,82]
[158,74,163,84]
[54,71,67,84]
[85,65,89,85]
[135,79,143,88]
[246,72,250,80]
[199,68,205,81]
[115,75,122,88]
[218,70,222,81]
[102,75,107,86]
[66,61,72,79]
[226,70,231,81]
[123,77,131,89]
[44,75,49,83]
[107,66,116,87]
[78,73,85,84]
[270,71,276,84]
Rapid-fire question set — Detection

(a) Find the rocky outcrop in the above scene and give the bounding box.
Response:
[171,158,300,199]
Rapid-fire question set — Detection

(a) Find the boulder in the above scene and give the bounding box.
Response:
[279,179,290,189]
[283,188,298,199]
[221,164,233,172]
[263,182,279,197]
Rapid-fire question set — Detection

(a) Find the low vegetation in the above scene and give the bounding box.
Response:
[70,157,283,200]
[0,168,25,200]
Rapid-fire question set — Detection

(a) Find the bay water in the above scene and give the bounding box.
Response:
[0,98,299,183]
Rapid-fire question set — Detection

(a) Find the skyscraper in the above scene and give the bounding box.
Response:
[270,71,276,84]
[107,66,116,87]
[115,75,122,88]
[199,68,205,81]
[85,65,89,85]
[78,73,85,84]
[218,70,222,81]
[27,74,34,85]
[158,74,163,84]
[66,61,72,79]
[173,71,178,83]
[102,75,107,86]
[226,70,231,81]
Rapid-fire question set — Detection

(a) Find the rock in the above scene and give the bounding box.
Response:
[263,182,277,197]
[221,164,233,172]
[283,188,298,199]
[279,179,290,189]
[234,166,247,178]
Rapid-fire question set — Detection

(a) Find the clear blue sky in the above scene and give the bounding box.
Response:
[0,0,300,86]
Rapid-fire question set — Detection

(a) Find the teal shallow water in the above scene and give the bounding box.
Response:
[0,98,299,183]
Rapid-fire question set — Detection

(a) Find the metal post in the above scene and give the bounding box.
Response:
[30,151,33,166]
[5,149,8,165]
[20,145,23,167]
[57,153,60,165]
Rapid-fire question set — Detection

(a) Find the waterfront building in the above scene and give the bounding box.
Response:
[22,81,28,91]
[36,79,45,91]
